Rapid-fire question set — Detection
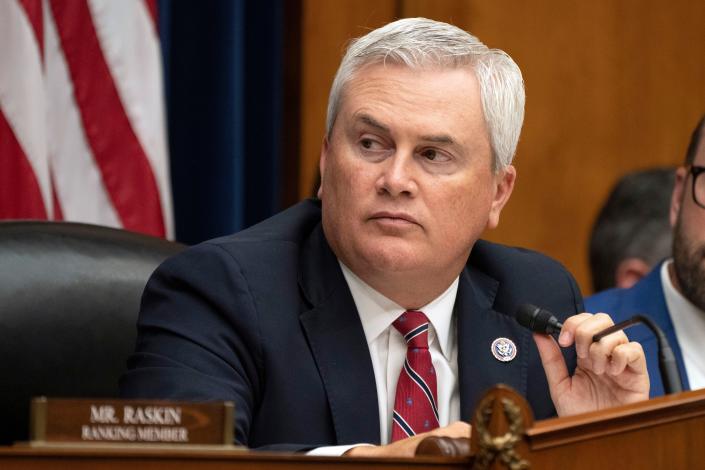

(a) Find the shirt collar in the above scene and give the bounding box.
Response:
[661,260,705,332]
[661,260,704,315]
[339,261,459,360]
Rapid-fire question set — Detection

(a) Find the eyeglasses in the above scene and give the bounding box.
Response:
[690,165,705,209]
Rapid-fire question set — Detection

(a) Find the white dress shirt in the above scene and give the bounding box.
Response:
[661,261,705,389]
[307,263,460,455]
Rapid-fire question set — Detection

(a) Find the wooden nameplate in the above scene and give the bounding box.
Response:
[30,397,234,446]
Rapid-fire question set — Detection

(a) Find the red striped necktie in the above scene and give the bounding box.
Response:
[391,310,440,442]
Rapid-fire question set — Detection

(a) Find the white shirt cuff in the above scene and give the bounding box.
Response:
[306,444,374,456]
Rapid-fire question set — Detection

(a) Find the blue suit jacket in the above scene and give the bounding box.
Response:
[585,264,689,397]
[120,199,581,451]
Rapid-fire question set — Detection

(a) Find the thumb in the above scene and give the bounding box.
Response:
[533,333,570,395]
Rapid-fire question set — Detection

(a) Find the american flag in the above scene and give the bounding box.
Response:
[0,0,172,238]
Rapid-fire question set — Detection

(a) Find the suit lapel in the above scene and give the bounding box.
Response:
[296,222,538,435]
[298,225,381,444]
[456,266,532,421]
[626,267,674,341]
[627,265,690,390]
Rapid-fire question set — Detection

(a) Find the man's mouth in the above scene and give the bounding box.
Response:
[369,211,420,226]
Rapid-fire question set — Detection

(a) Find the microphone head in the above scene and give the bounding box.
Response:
[516,303,562,334]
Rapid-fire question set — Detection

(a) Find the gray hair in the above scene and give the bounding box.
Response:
[325,17,525,171]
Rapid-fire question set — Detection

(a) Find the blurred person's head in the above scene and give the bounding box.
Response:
[589,168,675,292]
[670,114,705,311]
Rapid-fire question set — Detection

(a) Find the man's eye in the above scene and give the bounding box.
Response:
[421,148,449,162]
[419,148,452,163]
[360,138,383,150]
[422,149,438,160]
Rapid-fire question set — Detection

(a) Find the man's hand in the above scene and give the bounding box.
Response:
[533,312,649,416]
[344,421,471,458]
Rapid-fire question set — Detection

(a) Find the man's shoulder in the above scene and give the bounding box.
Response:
[584,286,632,315]
[470,239,573,280]
[209,198,322,248]
[584,264,664,317]
[469,239,583,314]
[156,199,322,280]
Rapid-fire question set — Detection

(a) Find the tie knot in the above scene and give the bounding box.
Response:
[393,310,430,349]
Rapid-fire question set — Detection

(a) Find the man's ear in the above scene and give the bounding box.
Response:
[487,165,517,230]
[615,257,652,289]
[318,136,330,199]
[670,167,687,227]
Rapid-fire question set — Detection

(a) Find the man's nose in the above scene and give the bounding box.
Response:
[375,152,418,197]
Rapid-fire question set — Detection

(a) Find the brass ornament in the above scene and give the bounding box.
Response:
[473,395,530,470]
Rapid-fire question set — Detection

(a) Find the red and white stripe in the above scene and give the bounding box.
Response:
[0,0,172,238]
[0,0,50,219]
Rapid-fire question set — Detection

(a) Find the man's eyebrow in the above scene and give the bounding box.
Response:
[419,133,455,145]
[356,114,390,133]
[356,113,456,145]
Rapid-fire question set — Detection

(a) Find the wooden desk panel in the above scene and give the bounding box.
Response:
[0,445,469,470]
[7,389,705,469]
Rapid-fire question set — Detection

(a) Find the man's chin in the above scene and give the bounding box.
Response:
[357,246,424,274]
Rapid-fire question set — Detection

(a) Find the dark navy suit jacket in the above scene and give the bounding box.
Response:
[585,264,689,398]
[120,199,581,451]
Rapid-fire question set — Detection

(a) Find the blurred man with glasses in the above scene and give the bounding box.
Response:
[587,115,705,397]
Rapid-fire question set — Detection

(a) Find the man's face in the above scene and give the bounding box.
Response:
[671,130,705,311]
[318,64,515,298]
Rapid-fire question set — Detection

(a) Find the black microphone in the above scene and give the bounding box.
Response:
[515,304,684,395]
[515,303,563,335]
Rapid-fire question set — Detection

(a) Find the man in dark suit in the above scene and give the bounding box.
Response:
[120,18,649,455]
[587,115,705,397]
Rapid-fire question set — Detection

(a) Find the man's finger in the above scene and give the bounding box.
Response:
[429,421,471,439]
[573,313,615,359]
[533,332,569,395]
[608,343,629,375]
[609,342,647,376]
[558,313,593,348]
[589,328,629,375]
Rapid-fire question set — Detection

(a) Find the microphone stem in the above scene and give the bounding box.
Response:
[592,317,642,342]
